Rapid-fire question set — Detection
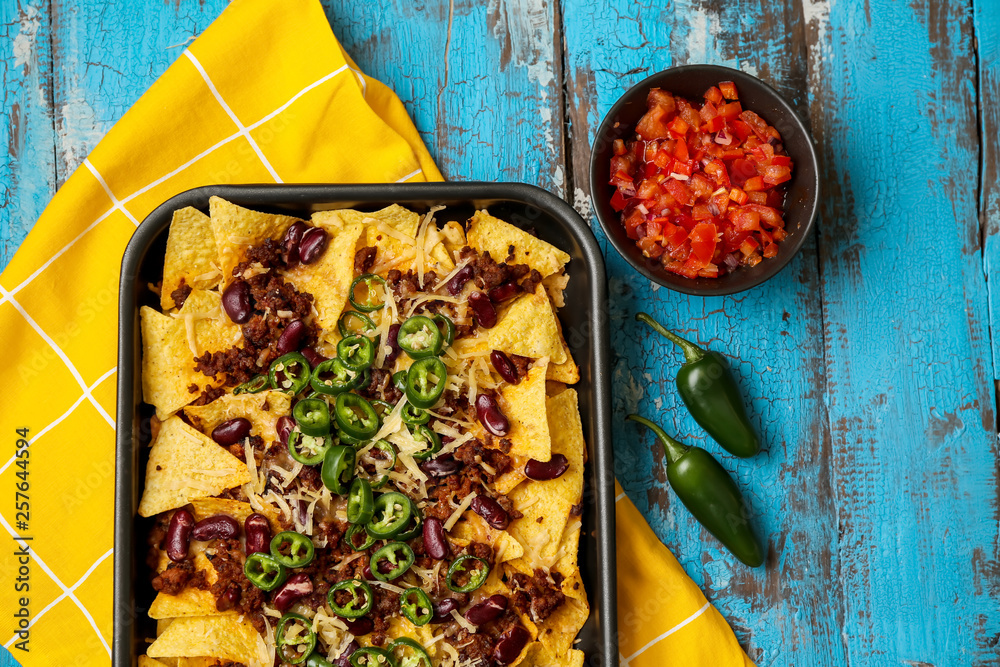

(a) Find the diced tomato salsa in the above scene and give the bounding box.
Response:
[609,81,794,279]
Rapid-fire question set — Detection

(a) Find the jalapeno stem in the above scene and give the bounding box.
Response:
[635,312,705,364]
[627,414,688,464]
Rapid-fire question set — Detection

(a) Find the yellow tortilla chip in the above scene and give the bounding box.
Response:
[450,514,525,564]
[439,220,467,257]
[149,553,226,619]
[286,222,365,337]
[519,643,585,667]
[190,498,281,532]
[489,287,566,364]
[312,204,419,271]
[500,360,551,462]
[140,656,172,667]
[180,289,243,353]
[156,619,174,636]
[138,416,252,517]
[161,207,220,311]
[467,210,570,278]
[547,318,579,384]
[209,196,303,286]
[507,389,585,568]
[177,660,224,667]
[184,391,291,443]
[146,615,268,665]
[493,454,528,495]
[537,594,590,659]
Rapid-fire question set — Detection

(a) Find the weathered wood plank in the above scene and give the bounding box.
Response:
[977,0,1000,384]
[322,0,566,195]
[0,0,57,273]
[561,2,842,665]
[807,0,1000,664]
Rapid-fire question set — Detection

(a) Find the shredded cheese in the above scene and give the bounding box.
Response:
[444,492,477,531]
[433,259,470,292]
[450,609,476,633]
[372,580,407,594]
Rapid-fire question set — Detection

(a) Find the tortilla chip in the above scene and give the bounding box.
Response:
[190,497,281,532]
[547,318,579,384]
[184,391,291,443]
[440,220,466,258]
[178,660,224,667]
[493,456,528,495]
[161,208,220,311]
[537,594,590,659]
[149,553,225,619]
[467,210,570,278]
[519,643,585,667]
[500,360,551,462]
[450,514,524,564]
[506,389,585,567]
[140,656,173,667]
[138,416,252,517]
[285,222,365,337]
[146,615,268,665]
[489,287,566,364]
[156,620,174,636]
[182,289,243,351]
[209,197,303,286]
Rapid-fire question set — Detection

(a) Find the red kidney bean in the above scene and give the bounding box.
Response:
[524,453,570,481]
[281,221,307,266]
[334,640,361,667]
[433,598,460,622]
[191,514,240,541]
[276,319,307,355]
[490,350,520,385]
[343,618,373,636]
[299,227,329,264]
[244,513,272,556]
[446,265,474,295]
[222,280,253,324]
[422,517,449,560]
[301,347,328,367]
[276,416,296,446]
[493,625,531,664]
[166,509,194,561]
[362,559,375,581]
[464,595,507,626]
[488,281,521,303]
[216,585,240,611]
[475,394,509,437]
[468,291,497,329]
[211,418,252,446]
[419,455,460,478]
[384,323,402,366]
[272,573,313,612]
[470,495,509,530]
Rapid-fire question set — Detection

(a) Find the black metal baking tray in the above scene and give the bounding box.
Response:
[114,183,617,666]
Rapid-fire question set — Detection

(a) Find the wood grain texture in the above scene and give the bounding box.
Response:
[978,0,1000,382]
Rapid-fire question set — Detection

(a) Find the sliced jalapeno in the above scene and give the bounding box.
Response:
[270,530,315,568]
[338,334,376,371]
[397,316,443,360]
[338,311,377,338]
[405,357,447,410]
[269,352,312,395]
[370,541,415,581]
[359,440,396,489]
[288,431,332,466]
[399,589,433,627]
[347,478,375,525]
[350,647,396,667]
[293,397,331,436]
[396,496,423,541]
[409,424,442,462]
[244,552,288,591]
[366,492,412,539]
[335,393,380,440]
[401,404,430,426]
[336,428,364,446]
[276,612,316,665]
[446,554,490,592]
[389,637,432,667]
[327,578,374,618]
[311,358,363,396]
[431,313,455,348]
[370,399,393,420]
[321,445,356,495]
[349,274,387,313]
[392,370,408,393]
[234,373,269,395]
[344,523,376,551]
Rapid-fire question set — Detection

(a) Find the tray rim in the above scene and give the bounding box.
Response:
[113,181,617,667]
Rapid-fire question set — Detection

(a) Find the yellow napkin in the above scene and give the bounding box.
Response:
[0,0,754,665]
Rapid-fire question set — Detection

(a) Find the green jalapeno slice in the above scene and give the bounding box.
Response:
[409,424,442,462]
[430,313,456,348]
[405,357,448,410]
[446,555,490,592]
[350,647,397,667]
[338,311,378,338]
[344,523,377,551]
[327,578,374,618]
[334,393,380,440]
[395,496,423,541]
[358,440,396,489]
[338,334,376,371]
[400,404,430,426]
[275,612,317,665]
[349,274,387,313]
[392,370,408,393]
[336,428,364,446]
[370,399,394,420]
[292,397,331,436]
[347,478,375,525]
[269,352,312,395]
[288,431,332,466]
[243,552,288,591]
[305,653,335,667]
[365,492,411,539]
[397,316,443,360]
[399,589,434,627]
[270,530,315,568]
[234,373,269,395]
[370,541,415,582]
[388,637,432,667]
[321,445,356,495]
[311,358,363,396]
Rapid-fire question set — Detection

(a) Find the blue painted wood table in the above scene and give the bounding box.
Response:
[1,1,998,666]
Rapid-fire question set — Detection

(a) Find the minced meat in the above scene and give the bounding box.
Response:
[170,278,192,309]
[511,568,566,621]
[355,246,377,274]
[206,539,266,634]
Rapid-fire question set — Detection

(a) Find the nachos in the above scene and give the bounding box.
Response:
[138,198,588,667]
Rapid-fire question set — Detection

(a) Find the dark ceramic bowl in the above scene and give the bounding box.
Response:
[589,64,820,296]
